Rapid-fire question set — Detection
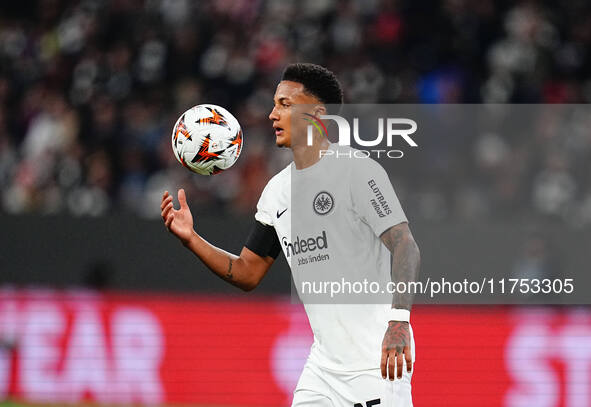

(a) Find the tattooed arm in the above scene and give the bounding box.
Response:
[161,189,274,291]
[379,222,420,380]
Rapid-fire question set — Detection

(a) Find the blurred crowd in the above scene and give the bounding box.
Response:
[1,0,591,224]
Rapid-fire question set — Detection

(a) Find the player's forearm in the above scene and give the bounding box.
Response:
[183,231,257,291]
[389,232,420,311]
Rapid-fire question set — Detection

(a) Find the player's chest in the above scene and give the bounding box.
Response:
[273,178,353,236]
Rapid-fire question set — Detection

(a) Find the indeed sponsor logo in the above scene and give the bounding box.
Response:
[282,231,328,258]
[368,179,392,218]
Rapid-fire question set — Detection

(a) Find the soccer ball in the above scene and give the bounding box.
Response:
[171,104,243,175]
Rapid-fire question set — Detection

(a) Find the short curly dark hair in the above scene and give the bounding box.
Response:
[282,63,343,106]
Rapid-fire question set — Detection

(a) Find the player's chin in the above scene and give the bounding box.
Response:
[275,134,291,148]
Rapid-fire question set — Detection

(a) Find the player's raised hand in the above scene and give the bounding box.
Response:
[381,321,412,380]
[161,189,195,245]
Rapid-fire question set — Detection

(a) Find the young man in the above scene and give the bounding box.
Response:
[161,63,420,406]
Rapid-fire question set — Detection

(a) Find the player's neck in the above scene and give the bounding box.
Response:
[291,137,330,170]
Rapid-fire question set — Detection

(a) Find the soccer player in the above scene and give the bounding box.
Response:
[160,63,420,406]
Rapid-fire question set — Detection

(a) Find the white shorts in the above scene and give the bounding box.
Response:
[292,359,413,407]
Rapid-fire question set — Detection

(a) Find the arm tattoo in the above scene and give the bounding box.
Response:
[381,224,420,311]
[225,257,233,280]
[388,228,404,250]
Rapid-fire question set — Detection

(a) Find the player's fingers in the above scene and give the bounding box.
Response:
[165,213,174,229]
[161,202,173,220]
[404,346,412,373]
[161,200,173,214]
[161,195,173,211]
[396,351,404,379]
[380,348,388,379]
[162,190,169,201]
[178,188,188,209]
[388,352,396,381]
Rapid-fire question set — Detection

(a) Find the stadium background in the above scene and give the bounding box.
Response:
[1,0,591,406]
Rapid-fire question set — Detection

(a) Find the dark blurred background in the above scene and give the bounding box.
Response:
[0,0,590,295]
[1,0,591,222]
[1,2,591,406]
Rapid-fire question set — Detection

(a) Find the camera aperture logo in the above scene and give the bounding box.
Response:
[303,113,418,159]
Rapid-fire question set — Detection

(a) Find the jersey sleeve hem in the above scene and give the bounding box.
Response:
[376,218,408,239]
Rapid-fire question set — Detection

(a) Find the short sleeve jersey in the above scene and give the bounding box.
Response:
[254,144,414,371]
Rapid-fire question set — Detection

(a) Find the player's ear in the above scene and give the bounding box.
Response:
[314,104,327,117]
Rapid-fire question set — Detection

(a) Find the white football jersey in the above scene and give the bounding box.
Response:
[255,143,414,371]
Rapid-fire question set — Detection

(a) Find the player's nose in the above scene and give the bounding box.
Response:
[269,106,279,121]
